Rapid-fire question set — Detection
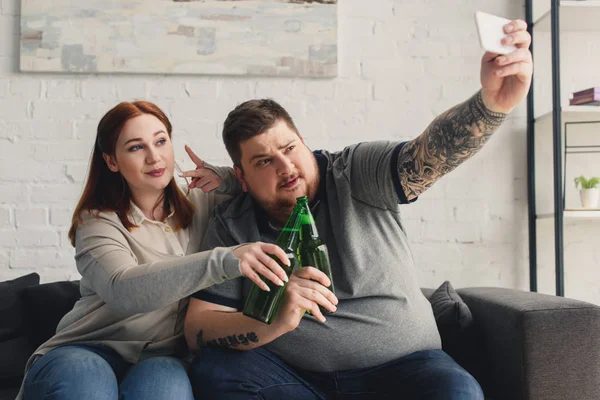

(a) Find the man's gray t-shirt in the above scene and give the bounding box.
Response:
[192,141,441,372]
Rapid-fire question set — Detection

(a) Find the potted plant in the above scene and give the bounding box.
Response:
[574,175,600,209]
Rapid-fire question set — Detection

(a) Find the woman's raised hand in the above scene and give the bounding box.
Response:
[232,242,290,291]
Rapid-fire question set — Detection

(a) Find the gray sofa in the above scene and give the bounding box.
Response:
[2,274,599,400]
[423,287,600,400]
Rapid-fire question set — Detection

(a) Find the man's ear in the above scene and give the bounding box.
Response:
[234,165,248,192]
[102,153,119,172]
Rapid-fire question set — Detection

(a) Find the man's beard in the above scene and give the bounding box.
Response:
[249,156,319,226]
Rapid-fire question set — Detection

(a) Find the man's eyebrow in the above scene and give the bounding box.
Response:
[123,130,165,146]
[249,140,296,163]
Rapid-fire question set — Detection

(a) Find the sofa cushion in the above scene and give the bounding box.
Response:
[0,273,40,341]
[0,335,36,390]
[0,273,40,391]
[430,280,473,330]
[21,280,81,349]
[429,281,483,387]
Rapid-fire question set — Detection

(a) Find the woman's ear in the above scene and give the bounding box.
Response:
[234,165,248,192]
[102,153,119,172]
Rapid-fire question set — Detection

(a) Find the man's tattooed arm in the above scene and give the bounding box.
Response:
[185,304,289,352]
[397,90,508,200]
[196,329,259,350]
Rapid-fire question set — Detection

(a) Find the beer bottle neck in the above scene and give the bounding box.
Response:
[276,204,303,250]
[300,211,319,240]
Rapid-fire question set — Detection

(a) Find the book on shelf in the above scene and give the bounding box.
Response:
[569,93,600,106]
[572,87,600,98]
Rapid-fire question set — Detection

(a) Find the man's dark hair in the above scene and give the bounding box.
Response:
[223,99,299,167]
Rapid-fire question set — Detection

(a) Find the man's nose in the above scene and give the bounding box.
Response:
[276,157,294,176]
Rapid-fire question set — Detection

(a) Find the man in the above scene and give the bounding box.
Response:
[184,19,532,399]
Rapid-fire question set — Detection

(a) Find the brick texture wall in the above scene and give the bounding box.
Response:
[2,0,598,303]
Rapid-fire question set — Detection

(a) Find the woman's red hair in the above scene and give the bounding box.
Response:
[68,101,194,247]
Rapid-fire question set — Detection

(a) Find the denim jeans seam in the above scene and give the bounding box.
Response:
[254,351,326,399]
[26,377,51,396]
[257,382,316,399]
[255,349,296,372]
[333,371,340,393]
[258,382,308,391]
[339,390,378,395]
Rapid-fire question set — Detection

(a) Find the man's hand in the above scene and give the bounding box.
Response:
[232,242,290,291]
[480,19,532,114]
[272,267,338,333]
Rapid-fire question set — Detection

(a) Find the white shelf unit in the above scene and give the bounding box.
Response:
[535,1,600,32]
[538,209,600,219]
[529,0,600,296]
[535,106,600,123]
[535,107,600,123]
[534,108,600,218]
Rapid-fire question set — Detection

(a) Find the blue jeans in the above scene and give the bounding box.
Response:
[190,347,484,399]
[23,344,194,400]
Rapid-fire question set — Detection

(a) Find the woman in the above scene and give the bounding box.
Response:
[19,101,289,400]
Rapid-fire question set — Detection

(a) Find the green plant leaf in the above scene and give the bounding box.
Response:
[575,175,600,189]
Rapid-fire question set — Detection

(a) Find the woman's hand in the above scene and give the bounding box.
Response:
[232,242,290,291]
[180,145,222,192]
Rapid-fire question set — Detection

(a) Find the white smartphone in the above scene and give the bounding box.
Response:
[475,11,517,55]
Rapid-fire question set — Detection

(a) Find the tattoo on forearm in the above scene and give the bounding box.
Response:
[397,90,508,200]
[196,329,259,349]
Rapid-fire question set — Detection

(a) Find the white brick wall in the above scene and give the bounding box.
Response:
[1,1,597,304]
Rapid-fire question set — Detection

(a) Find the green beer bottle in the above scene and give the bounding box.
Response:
[296,196,335,314]
[242,203,302,324]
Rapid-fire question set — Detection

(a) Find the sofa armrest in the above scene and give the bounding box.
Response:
[457,287,600,400]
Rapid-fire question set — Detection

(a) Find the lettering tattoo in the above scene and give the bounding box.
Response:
[397,90,507,200]
[196,329,259,349]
